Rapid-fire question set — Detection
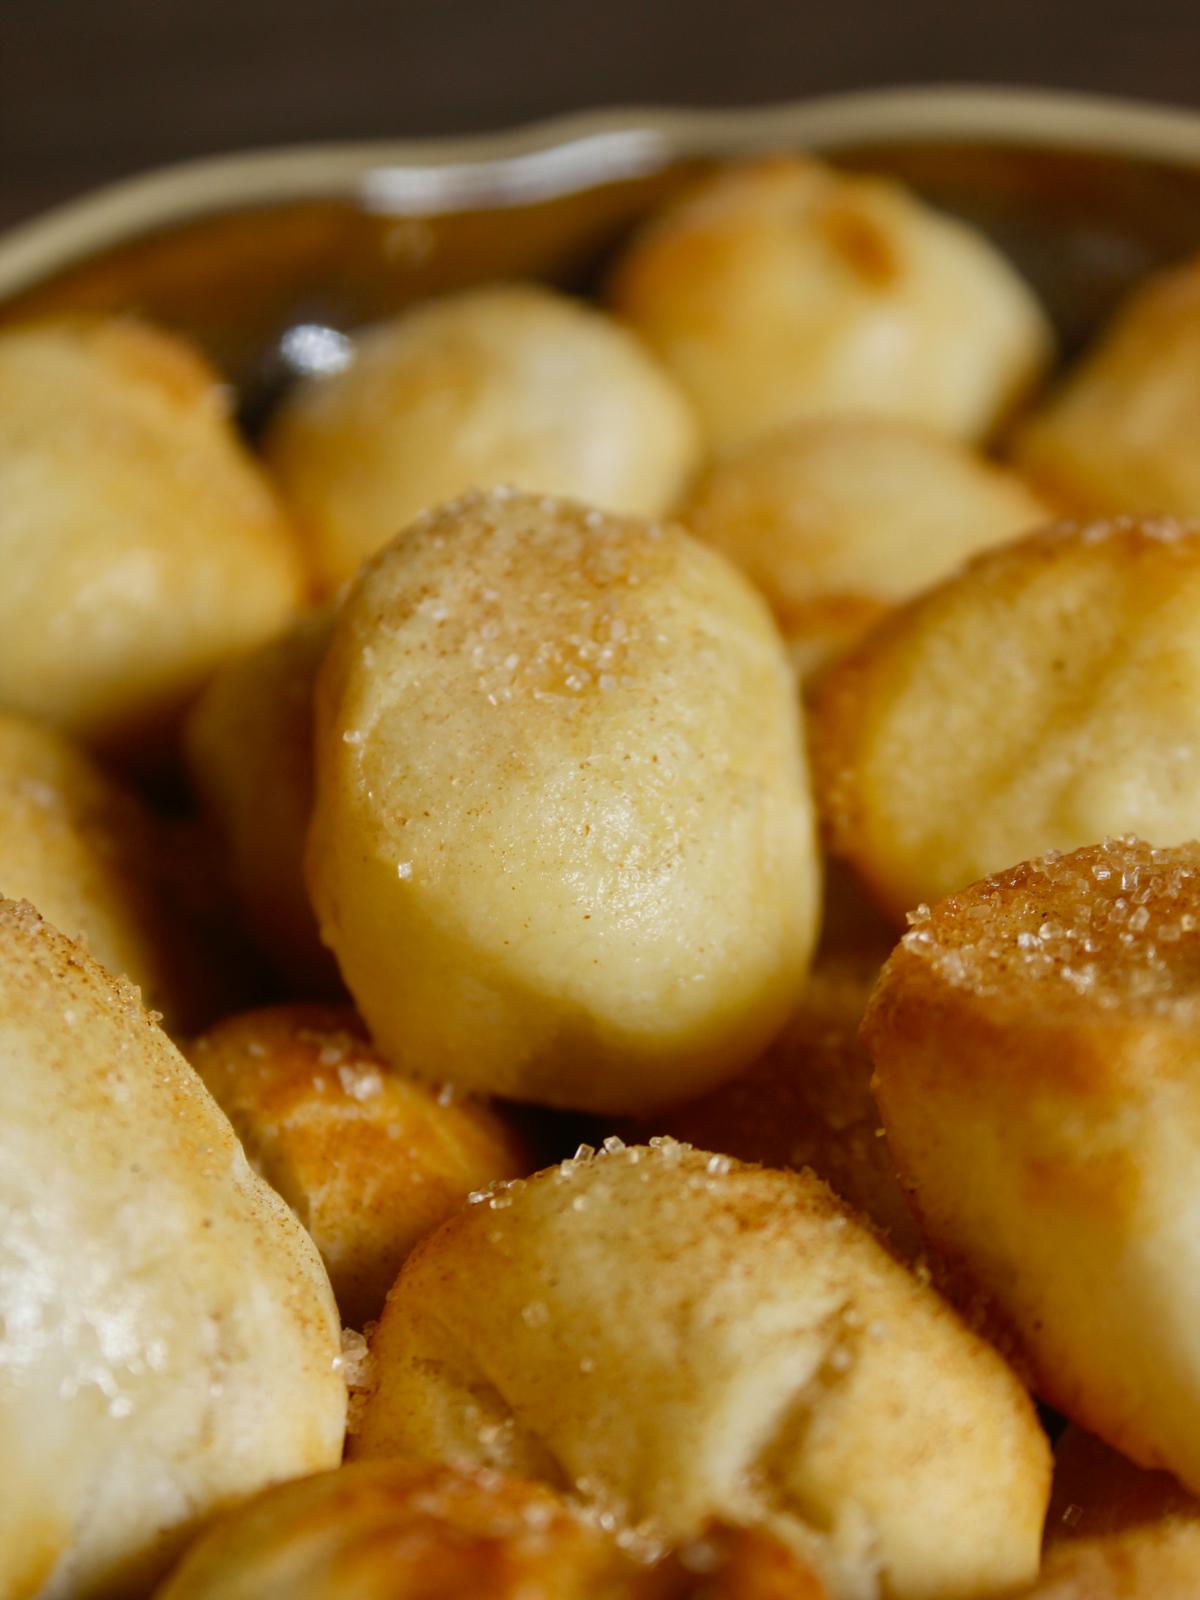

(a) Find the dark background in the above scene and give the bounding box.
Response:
[3,0,1199,230]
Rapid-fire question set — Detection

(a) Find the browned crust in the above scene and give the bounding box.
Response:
[808,518,1200,903]
[862,838,1200,1434]
[188,1003,531,1327]
[158,1459,829,1600]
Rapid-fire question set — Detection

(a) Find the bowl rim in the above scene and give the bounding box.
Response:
[4,82,1200,302]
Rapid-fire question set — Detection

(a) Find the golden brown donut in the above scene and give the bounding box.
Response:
[609,156,1052,454]
[680,418,1051,675]
[641,954,920,1258]
[153,1460,829,1600]
[353,1142,1050,1600]
[307,488,820,1114]
[0,317,304,752]
[184,610,337,993]
[810,516,1200,922]
[186,1004,530,1327]
[0,710,218,1032]
[1013,253,1200,517]
[864,837,1200,1495]
[0,900,344,1600]
[264,283,701,592]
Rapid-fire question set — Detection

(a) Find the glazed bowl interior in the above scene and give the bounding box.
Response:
[3,87,1200,427]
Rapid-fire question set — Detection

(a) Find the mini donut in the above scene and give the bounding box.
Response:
[1013,253,1200,517]
[307,488,820,1114]
[864,837,1200,1494]
[0,317,304,753]
[0,710,217,1032]
[186,1004,530,1327]
[153,1459,828,1600]
[263,283,701,592]
[680,418,1051,675]
[643,954,920,1258]
[0,900,343,1600]
[810,516,1200,921]
[353,1141,1050,1600]
[608,155,1052,453]
[184,611,337,994]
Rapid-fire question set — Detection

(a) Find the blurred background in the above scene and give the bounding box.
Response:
[2,0,1197,230]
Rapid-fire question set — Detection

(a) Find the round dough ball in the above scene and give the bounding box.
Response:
[353,1142,1050,1600]
[681,419,1051,675]
[641,954,920,1258]
[307,489,820,1114]
[187,1005,530,1328]
[810,516,1200,921]
[1013,253,1200,517]
[608,156,1052,454]
[153,1460,827,1600]
[864,838,1200,1495]
[0,317,305,752]
[0,899,344,1600]
[0,710,216,1032]
[263,284,701,593]
[184,611,337,993]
